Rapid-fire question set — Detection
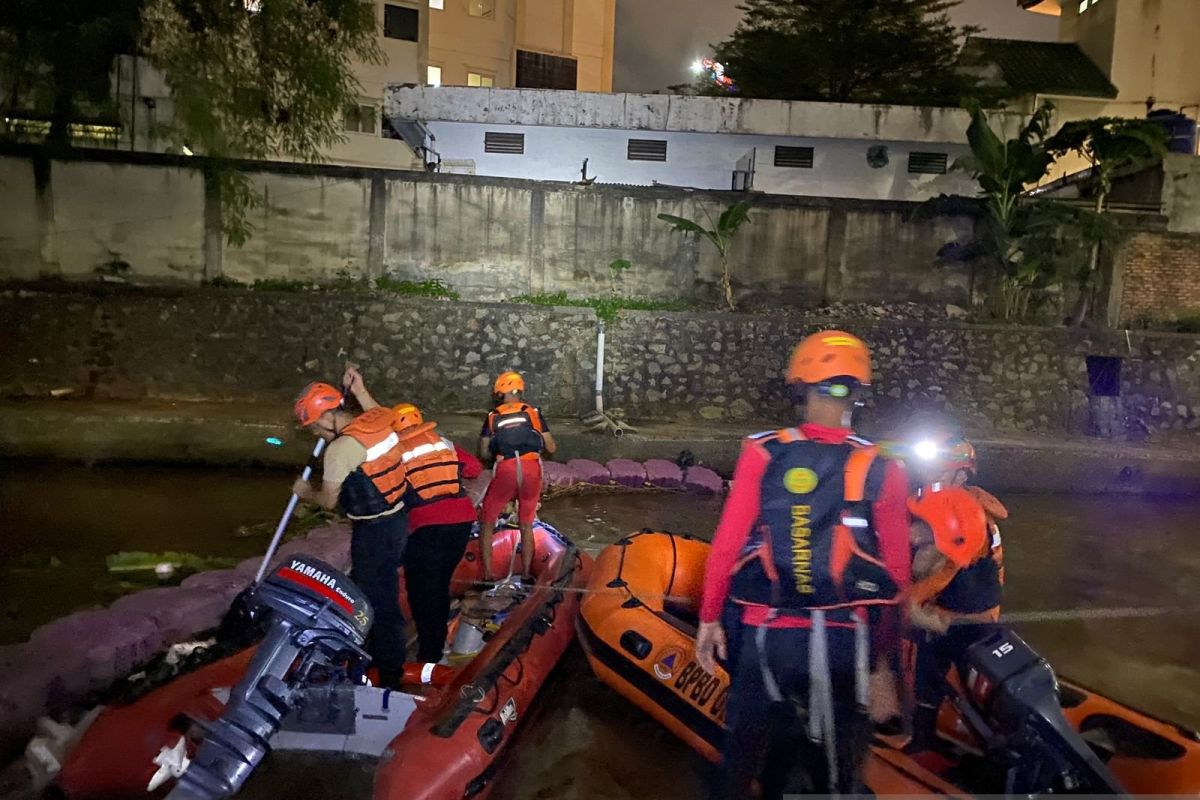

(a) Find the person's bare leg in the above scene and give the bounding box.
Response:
[479,517,495,582]
[519,521,535,580]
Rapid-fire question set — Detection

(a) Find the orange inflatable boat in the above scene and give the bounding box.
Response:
[578,530,1200,796]
[58,521,589,800]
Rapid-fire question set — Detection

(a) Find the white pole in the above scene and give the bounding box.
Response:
[253,437,327,585]
[594,320,606,415]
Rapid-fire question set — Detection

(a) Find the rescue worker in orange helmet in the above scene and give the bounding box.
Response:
[477,371,556,585]
[911,431,1007,583]
[292,365,409,685]
[696,330,912,798]
[345,372,485,663]
[905,484,1004,756]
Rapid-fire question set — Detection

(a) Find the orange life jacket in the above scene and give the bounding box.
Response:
[396,422,464,506]
[910,518,1004,621]
[338,407,407,519]
[965,484,1007,585]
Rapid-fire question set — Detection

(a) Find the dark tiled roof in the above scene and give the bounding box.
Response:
[967,37,1118,99]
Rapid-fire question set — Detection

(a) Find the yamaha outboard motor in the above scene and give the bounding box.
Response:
[166,556,373,800]
[957,629,1130,796]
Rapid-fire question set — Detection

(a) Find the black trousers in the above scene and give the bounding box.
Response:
[405,521,473,663]
[911,622,998,748]
[349,512,408,683]
[717,624,871,800]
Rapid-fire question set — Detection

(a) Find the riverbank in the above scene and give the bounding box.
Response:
[3,399,1200,495]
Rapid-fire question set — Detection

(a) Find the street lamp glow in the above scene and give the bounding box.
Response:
[690,59,705,75]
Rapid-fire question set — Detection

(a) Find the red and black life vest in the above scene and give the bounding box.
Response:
[337,407,407,519]
[732,428,899,612]
[485,402,545,460]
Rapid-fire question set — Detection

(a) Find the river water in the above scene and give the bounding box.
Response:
[1,463,1198,799]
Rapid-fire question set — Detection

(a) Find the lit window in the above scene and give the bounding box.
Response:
[467,72,494,88]
[383,4,419,41]
[468,0,494,18]
[343,104,376,134]
[429,0,443,8]
[427,65,442,87]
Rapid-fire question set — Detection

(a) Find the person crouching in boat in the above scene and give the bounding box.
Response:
[477,371,556,585]
[695,330,912,799]
[292,368,410,686]
[905,484,1004,757]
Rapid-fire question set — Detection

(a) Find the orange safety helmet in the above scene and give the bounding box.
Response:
[391,402,424,431]
[907,485,988,569]
[493,371,525,395]
[944,437,977,474]
[294,382,343,426]
[787,330,872,387]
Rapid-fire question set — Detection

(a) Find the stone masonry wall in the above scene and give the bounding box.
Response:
[4,288,1200,440]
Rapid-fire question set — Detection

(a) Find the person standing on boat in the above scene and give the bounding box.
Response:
[477,371,556,585]
[695,330,912,798]
[292,367,410,686]
[389,401,484,663]
[905,484,1004,758]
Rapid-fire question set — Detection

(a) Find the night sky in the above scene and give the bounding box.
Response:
[613,0,1060,94]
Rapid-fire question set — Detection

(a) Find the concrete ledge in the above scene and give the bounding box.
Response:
[2,401,1200,496]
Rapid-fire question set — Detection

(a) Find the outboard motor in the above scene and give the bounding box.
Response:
[166,556,373,800]
[956,629,1130,796]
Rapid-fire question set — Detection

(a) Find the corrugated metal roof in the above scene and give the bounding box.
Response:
[967,37,1118,99]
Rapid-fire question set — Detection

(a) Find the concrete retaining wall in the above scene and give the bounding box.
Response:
[0,147,978,308]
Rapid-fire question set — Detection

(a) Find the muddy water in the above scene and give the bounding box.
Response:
[0,461,287,644]
[488,490,1200,800]
[1,465,1199,799]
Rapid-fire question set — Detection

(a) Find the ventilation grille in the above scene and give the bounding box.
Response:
[908,151,948,174]
[484,132,525,155]
[627,139,667,162]
[774,146,814,168]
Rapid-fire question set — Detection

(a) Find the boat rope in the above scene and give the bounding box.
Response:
[449,577,1184,625]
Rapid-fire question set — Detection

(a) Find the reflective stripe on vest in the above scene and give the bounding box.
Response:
[402,439,452,463]
[397,425,464,505]
[340,408,408,515]
[365,432,401,463]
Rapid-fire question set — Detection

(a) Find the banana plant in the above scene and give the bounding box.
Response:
[658,200,753,311]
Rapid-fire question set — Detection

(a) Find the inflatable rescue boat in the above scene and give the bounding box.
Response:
[578,530,1200,796]
[58,521,589,800]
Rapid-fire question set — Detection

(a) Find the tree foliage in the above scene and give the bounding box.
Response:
[1,0,382,245]
[1043,116,1167,323]
[930,101,1159,323]
[141,0,382,243]
[713,0,986,106]
[0,0,143,144]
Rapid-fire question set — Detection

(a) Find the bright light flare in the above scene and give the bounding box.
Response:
[690,59,705,75]
[913,439,940,461]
